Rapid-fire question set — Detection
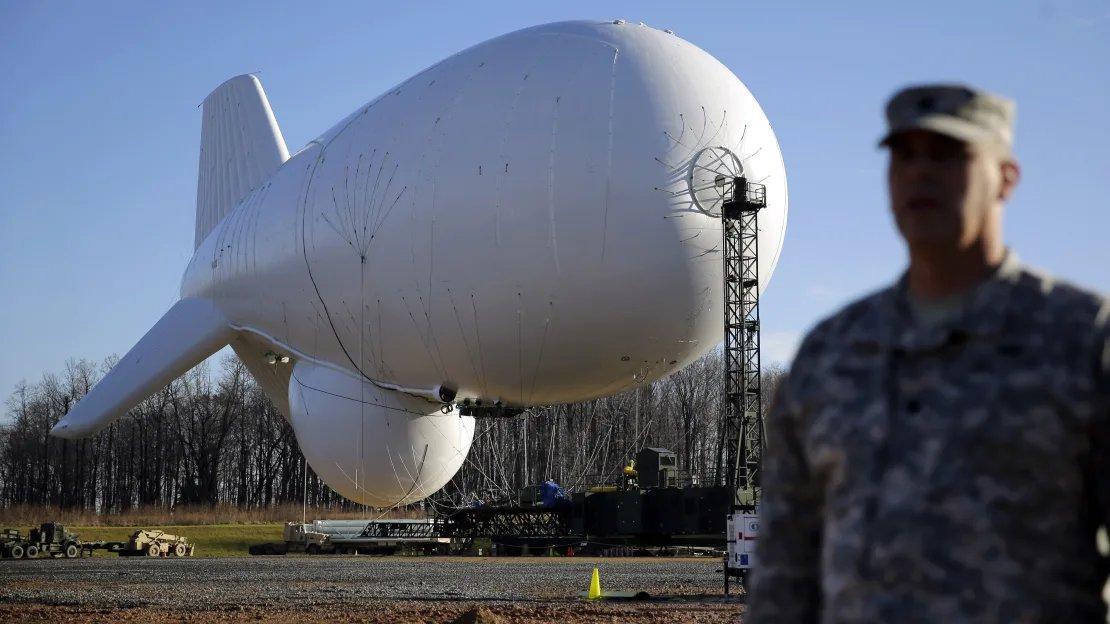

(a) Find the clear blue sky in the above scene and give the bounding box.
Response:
[2,1,1107,398]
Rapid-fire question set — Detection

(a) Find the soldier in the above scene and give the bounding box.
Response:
[749,84,1109,622]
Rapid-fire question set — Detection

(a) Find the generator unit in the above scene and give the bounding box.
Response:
[635,448,678,488]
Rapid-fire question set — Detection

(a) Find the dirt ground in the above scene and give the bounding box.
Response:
[0,555,746,623]
[0,601,742,623]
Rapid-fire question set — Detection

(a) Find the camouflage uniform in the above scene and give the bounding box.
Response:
[749,253,1110,623]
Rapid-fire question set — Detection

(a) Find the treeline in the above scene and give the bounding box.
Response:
[0,353,783,515]
[449,354,785,506]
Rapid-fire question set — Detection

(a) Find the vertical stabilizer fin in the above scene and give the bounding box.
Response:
[194,74,289,248]
[50,299,233,439]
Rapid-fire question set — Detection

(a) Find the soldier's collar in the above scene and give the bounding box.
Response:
[868,250,1022,351]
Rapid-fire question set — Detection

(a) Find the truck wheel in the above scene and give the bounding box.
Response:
[65,544,79,558]
[10,545,24,559]
[174,544,186,557]
[25,545,39,559]
[306,544,320,555]
[147,544,161,557]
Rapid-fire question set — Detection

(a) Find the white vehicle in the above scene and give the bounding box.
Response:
[52,20,787,506]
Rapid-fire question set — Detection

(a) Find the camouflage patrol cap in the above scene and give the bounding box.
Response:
[879,84,1016,151]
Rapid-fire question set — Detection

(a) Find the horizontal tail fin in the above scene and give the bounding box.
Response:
[51,299,233,439]
[195,74,289,248]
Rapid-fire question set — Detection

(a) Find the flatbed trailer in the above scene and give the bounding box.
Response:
[251,519,451,555]
[329,531,451,555]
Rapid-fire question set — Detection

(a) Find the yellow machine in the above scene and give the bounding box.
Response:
[622,459,638,489]
[587,458,639,494]
[121,530,195,557]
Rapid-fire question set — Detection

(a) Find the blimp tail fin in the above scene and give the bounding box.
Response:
[50,299,233,439]
[194,74,290,249]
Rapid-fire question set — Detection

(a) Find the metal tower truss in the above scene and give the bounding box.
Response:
[721,177,766,511]
[440,507,572,540]
[358,521,442,540]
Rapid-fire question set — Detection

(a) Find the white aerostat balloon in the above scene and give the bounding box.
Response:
[52,20,787,506]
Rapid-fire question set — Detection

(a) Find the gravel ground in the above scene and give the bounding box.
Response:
[0,556,745,623]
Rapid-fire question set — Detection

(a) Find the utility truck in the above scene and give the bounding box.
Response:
[249,522,331,555]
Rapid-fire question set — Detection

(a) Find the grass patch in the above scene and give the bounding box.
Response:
[0,503,421,527]
[70,523,284,557]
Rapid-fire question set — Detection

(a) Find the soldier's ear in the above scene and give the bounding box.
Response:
[998,158,1020,202]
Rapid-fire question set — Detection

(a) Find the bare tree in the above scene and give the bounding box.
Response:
[0,350,785,515]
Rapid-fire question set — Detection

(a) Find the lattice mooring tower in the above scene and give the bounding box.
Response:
[721,177,766,511]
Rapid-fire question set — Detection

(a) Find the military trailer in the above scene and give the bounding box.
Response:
[1,528,28,559]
